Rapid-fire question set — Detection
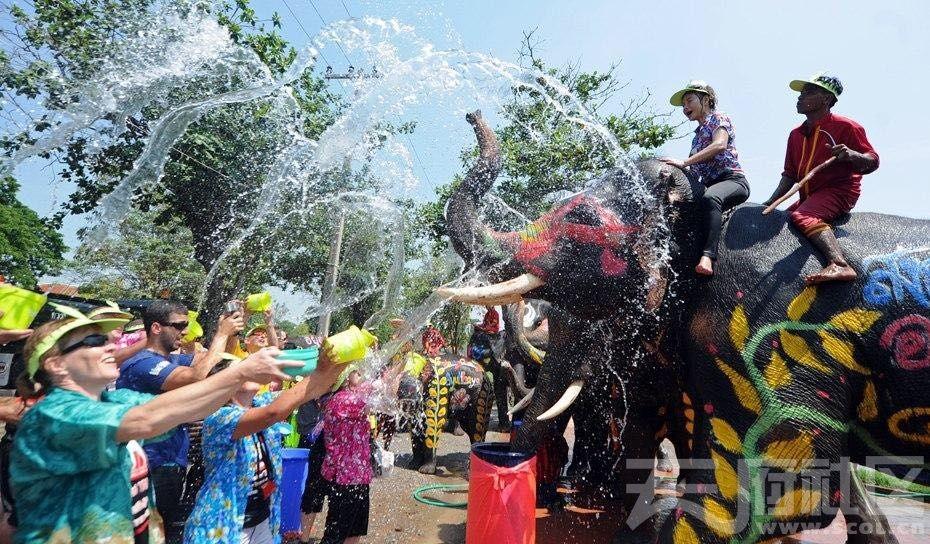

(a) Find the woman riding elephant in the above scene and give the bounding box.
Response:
[662,80,750,276]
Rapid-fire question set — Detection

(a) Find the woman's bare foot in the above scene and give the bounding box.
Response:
[695,256,714,276]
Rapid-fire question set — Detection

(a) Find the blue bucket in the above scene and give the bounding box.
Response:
[471,441,532,468]
[279,447,310,535]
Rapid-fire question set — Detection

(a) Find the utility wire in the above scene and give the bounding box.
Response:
[280,0,346,93]
[305,0,352,65]
[334,0,433,187]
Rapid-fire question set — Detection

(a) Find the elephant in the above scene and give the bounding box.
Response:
[439,110,930,543]
[389,354,494,474]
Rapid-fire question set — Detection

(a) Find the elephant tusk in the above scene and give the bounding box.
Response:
[508,388,535,418]
[537,380,584,421]
[437,273,545,306]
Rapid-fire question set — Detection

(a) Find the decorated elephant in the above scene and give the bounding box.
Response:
[393,355,494,474]
[439,110,930,543]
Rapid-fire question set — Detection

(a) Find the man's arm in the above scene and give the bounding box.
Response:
[113,335,148,367]
[117,348,295,442]
[762,174,797,207]
[161,311,245,391]
[831,144,878,174]
[263,309,279,349]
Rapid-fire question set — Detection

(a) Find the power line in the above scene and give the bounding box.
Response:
[334,1,433,187]
[279,0,346,93]
[305,0,352,65]
[338,0,352,18]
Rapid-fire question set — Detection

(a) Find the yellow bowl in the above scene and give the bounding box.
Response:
[0,285,47,330]
[245,291,273,312]
[183,310,204,342]
[323,325,378,364]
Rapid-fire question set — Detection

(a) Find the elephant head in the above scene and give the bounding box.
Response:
[440,111,704,471]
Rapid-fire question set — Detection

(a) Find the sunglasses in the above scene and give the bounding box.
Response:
[160,321,189,331]
[60,333,109,356]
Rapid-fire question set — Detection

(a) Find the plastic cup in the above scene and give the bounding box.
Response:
[245,291,273,312]
[0,285,47,330]
[182,310,203,342]
[322,325,377,364]
[277,347,319,377]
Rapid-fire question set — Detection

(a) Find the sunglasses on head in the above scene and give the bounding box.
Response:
[60,333,109,356]
[160,321,189,330]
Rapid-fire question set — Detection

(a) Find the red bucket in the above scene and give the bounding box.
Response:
[466,442,536,544]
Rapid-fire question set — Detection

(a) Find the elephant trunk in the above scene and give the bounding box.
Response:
[445,110,508,270]
[500,360,533,398]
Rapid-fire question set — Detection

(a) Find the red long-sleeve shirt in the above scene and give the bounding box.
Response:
[782,113,879,200]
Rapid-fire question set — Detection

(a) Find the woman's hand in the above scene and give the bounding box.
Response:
[660,157,687,169]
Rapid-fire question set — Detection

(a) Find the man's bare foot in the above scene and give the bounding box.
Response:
[805,263,857,285]
[695,256,714,276]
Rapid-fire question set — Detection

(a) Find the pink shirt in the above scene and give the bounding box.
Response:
[321,383,374,485]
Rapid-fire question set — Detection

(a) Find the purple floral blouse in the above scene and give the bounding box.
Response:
[321,383,375,485]
[690,112,742,184]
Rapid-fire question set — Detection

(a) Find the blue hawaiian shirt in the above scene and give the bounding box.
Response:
[182,392,289,543]
[689,111,742,184]
[10,388,165,544]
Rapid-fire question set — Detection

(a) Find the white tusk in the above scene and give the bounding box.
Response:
[437,273,545,306]
[537,380,584,421]
[508,388,535,418]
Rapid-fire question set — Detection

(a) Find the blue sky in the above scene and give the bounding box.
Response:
[15,0,930,252]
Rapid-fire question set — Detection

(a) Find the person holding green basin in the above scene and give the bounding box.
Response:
[184,349,340,544]
[10,305,311,544]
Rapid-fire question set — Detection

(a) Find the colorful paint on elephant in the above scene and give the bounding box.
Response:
[862,249,930,308]
[675,286,894,544]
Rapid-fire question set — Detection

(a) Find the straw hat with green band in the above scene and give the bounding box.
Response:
[27,304,129,378]
[789,72,844,99]
[87,301,133,321]
[670,80,712,106]
[332,363,360,392]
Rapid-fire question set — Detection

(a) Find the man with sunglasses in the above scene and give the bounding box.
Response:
[116,300,244,543]
[763,73,879,284]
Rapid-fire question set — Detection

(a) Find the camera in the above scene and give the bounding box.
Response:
[224,301,242,315]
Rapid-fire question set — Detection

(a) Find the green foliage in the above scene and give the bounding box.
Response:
[0,176,66,287]
[70,208,206,304]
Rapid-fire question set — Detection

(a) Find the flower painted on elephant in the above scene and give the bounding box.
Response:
[857,380,878,422]
[887,407,930,446]
[861,249,930,308]
[880,314,930,370]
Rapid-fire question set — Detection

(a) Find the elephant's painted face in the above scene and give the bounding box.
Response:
[444,170,657,321]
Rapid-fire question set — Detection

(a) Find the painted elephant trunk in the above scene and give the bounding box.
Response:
[445,110,506,269]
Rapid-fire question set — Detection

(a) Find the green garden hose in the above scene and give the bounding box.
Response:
[412,483,469,509]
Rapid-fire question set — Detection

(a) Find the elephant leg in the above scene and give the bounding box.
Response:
[844,464,899,544]
[491,362,512,431]
[472,377,493,443]
[419,374,450,475]
[376,413,397,451]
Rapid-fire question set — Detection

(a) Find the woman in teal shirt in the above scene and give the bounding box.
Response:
[10,307,301,544]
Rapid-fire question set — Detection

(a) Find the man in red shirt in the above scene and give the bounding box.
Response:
[763,73,879,284]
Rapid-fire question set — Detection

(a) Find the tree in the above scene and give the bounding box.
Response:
[0,176,65,287]
[1,0,348,323]
[69,208,206,304]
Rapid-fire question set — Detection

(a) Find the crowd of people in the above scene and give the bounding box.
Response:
[0,296,424,544]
